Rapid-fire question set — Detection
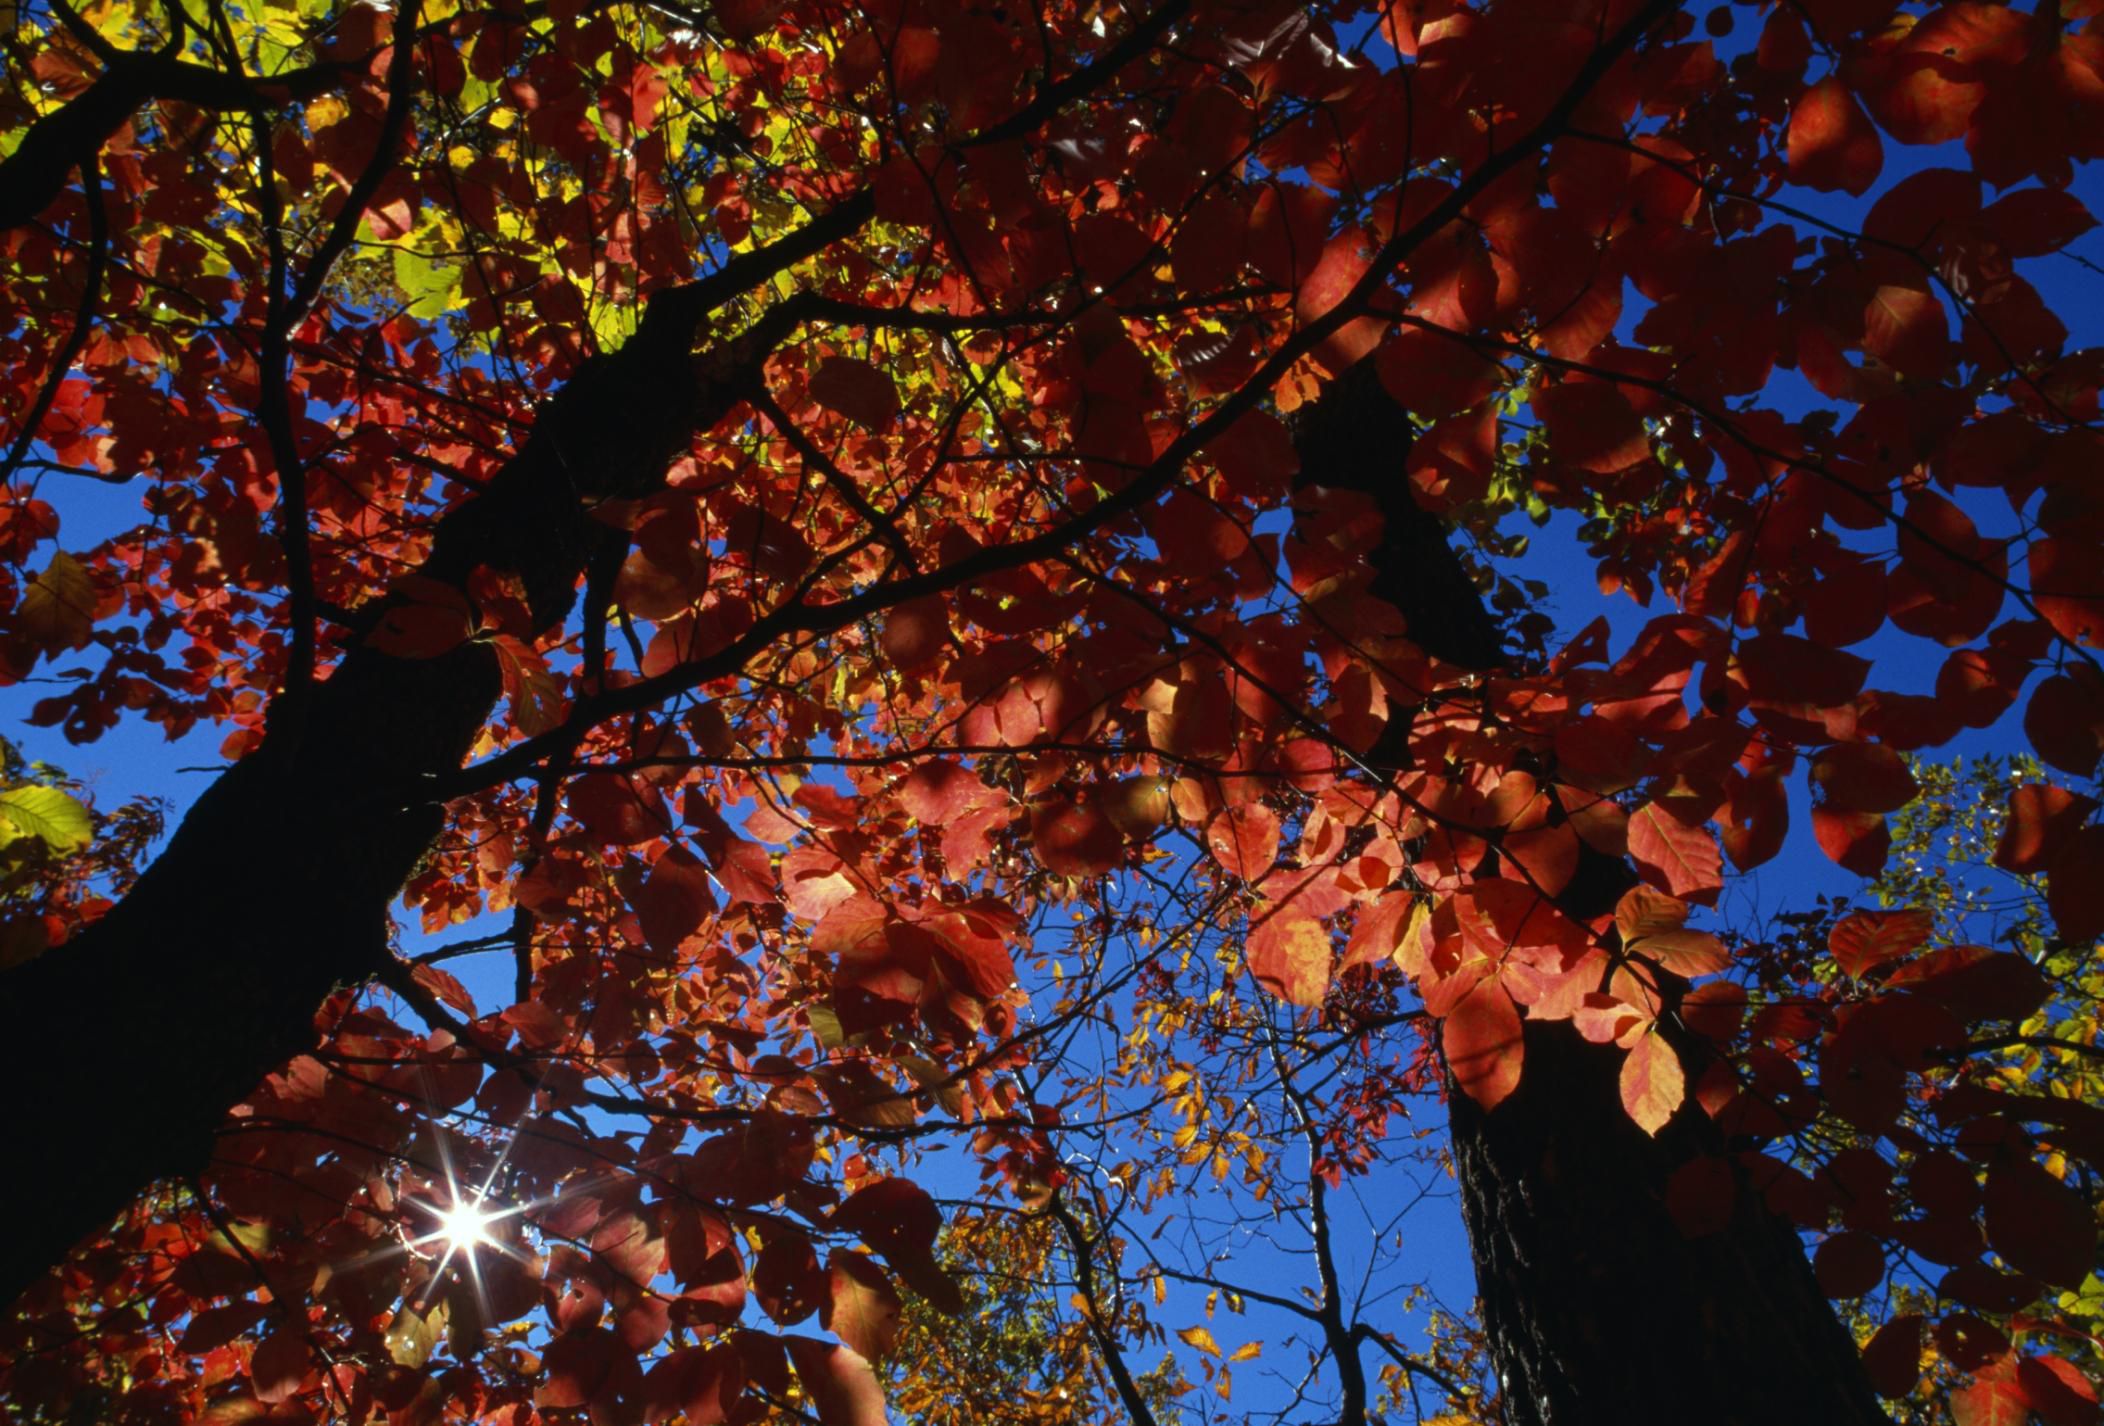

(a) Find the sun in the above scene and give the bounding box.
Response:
[434,1197,497,1254]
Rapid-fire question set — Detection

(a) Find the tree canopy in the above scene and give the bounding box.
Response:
[1,0,2101,1420]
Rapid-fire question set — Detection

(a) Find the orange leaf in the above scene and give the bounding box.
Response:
[1207,802,1281,881]
[1618,1030,1684,1135]
[1247,910,1332,1008]
[1444,977,1523,1110]
[1178,1325,1223,1357]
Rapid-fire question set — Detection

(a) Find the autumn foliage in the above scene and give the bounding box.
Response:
[1,0,2102,1418]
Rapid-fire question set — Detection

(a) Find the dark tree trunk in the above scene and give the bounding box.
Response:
[1292,363,1889,1426]
[1447,1021,1888,1425]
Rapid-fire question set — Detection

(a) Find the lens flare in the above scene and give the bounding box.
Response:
[433,1197,497,1254]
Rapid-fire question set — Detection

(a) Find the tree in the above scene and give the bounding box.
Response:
[1760,753,2104,1425]
[1,0,2101,1419]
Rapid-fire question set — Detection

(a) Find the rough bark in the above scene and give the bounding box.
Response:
[1447,1021,1889,1425]
[1294,363,1889,1425]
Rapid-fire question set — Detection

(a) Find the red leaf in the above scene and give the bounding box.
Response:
[1935,1314,2012,1372]
[633,844,714,957]
[1533,380,1650,473]
[1983,1158,2096,1288]
[1030,795,1122,878]
[824,1252,902,1361]
[1407,404,1498,509]
[1296,230,1385,375]
[832,1176,939,1254]
[366,599,475,659]
[1787,78,1883,195]
[1994,784,2098,874]
[1864,168,1981,249]
[1607,887,1691,942]
[179,1301,270,1354]
[1861,1315,1924,1398]
[1863,282,1948,380]
[1627,801,1724,903]
[1376,326,1499,419]
[754,1229,826,1325]
[1810,742,1919,814]
[568,771,668,845]
[1939,1263,2036,1314]
[1720,764,1789,871]
[897,759,993,824]
[1954,1377,2032,1426]
[641,1342,743,1426]
[1983,187,2099,258]
[1205,409,1300,501]
[1172,190,1247,294]
[2048,826,2104,945]
[1938,646,2025,728]
[249,1328,310,1405]
[536,1328,627,1411]
[1813,1231,1885,1297]
[2026,672,2104,776]
[1735,634,1870,706]
[1247,910,1333,1008]
[1812,805,1891,876]
[1444,977,1523,1110]
[2031,537,2104,648]
[782,1337,887,1426]
[832,1176,960,1314]
[879,594,950,669]
[1885,945,2047,1021]
[2016,1356,2102,1426]
[808,357,900,428]
[1827,908,1932,978]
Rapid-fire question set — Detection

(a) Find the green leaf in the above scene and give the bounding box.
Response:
[0,785,92,853]
[588,295,639,353]
[393,245,463,320]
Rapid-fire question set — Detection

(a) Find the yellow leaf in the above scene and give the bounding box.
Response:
[1178,1325,1222,1358]
[1228,1341,1262,1362]
[304,95,348,132]
[0,785,92,852]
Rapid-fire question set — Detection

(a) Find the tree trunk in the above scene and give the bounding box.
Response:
[1292,363,1889,1425]
[1446,1021,1888,1425]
